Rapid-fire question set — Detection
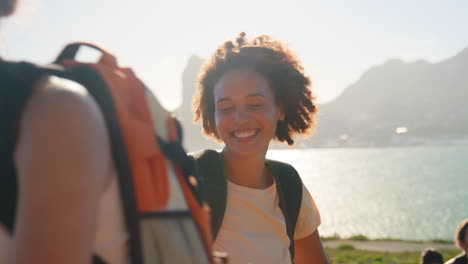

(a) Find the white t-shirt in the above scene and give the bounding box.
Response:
[212,180,321,264]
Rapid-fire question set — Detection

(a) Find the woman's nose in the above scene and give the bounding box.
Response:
[233,108,250,123]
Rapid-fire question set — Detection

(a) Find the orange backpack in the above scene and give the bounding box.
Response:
[51,42,214,263]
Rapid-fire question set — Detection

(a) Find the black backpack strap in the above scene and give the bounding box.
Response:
[191,150,302,261]
[157,135,204,204]
[266,160,303,261]
[191,149,227,240]
[0,61,47,232]
[92,255,107,264]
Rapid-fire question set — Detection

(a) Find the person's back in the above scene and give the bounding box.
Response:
[0,3,129,261]
[0,61,129,264]
[2,2,220,263]
[445,219,468,264]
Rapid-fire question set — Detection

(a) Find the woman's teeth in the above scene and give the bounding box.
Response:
[234,130,256,138]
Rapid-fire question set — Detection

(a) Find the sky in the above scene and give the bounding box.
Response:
[2,0,468,110]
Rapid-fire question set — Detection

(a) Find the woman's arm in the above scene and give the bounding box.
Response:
[294,229,330,264]
[293,182,329,264]
[11,77,110,264]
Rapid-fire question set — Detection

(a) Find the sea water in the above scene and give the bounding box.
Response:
[266,144,468,241]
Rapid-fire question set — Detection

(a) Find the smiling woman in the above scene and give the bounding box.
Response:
[191,32,329,264]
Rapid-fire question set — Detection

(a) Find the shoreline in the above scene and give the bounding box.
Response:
[323,239,458,253]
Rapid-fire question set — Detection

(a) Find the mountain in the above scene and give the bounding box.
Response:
[176,46,468,150]
[174,55,222,152]
[309,46,468,147]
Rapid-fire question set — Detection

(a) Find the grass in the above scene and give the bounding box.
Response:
[429,238,453,244]
[321,234,460,264]
[321,234,454,244]
[325,246,460,264]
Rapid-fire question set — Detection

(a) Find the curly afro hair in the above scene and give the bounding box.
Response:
[193,32,317,145]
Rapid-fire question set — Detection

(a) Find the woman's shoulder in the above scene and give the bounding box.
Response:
[16,75,111,189]
[444,253,467,264]
[30,75,99,117]
[294,183,321,240]
[20,75,107,141]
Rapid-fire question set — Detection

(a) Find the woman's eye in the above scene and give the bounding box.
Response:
[248,104,262,109]
[218,106,234,112]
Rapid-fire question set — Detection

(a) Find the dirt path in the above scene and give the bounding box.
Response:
[324,240,458,252]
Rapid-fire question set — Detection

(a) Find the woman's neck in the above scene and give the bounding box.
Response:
[221,148,273,189]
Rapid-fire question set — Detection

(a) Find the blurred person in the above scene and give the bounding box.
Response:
[421,248,444,264]
[445,219,468,264]
[0,0,129,263]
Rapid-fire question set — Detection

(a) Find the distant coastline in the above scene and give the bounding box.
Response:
[324,240,460,264]
[322,234,461,263]
[270,138,468,149]
[322,234,454,245]
[177,48,468,152]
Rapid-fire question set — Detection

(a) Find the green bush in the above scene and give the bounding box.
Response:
[349,234,370,241]
[322,234,342,241]
[337,244,356,250]
[430,238,453,244]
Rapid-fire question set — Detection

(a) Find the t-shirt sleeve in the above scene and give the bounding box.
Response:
[293,184,321,240]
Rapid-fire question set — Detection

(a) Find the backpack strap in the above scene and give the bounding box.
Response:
[53,42,215,263]
[0,61,46,232]
[157,117,203,204]
[266,159,303,261]
[191,150,303,261]
[191,149,227,240]
[49,65,143,264]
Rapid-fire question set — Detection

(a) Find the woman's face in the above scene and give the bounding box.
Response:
[213,68,282,157]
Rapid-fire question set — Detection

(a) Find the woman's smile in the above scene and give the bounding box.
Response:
[231,128,260,140]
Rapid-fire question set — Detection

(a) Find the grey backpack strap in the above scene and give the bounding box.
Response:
[191,149,227,240]
[266,160,303,261]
